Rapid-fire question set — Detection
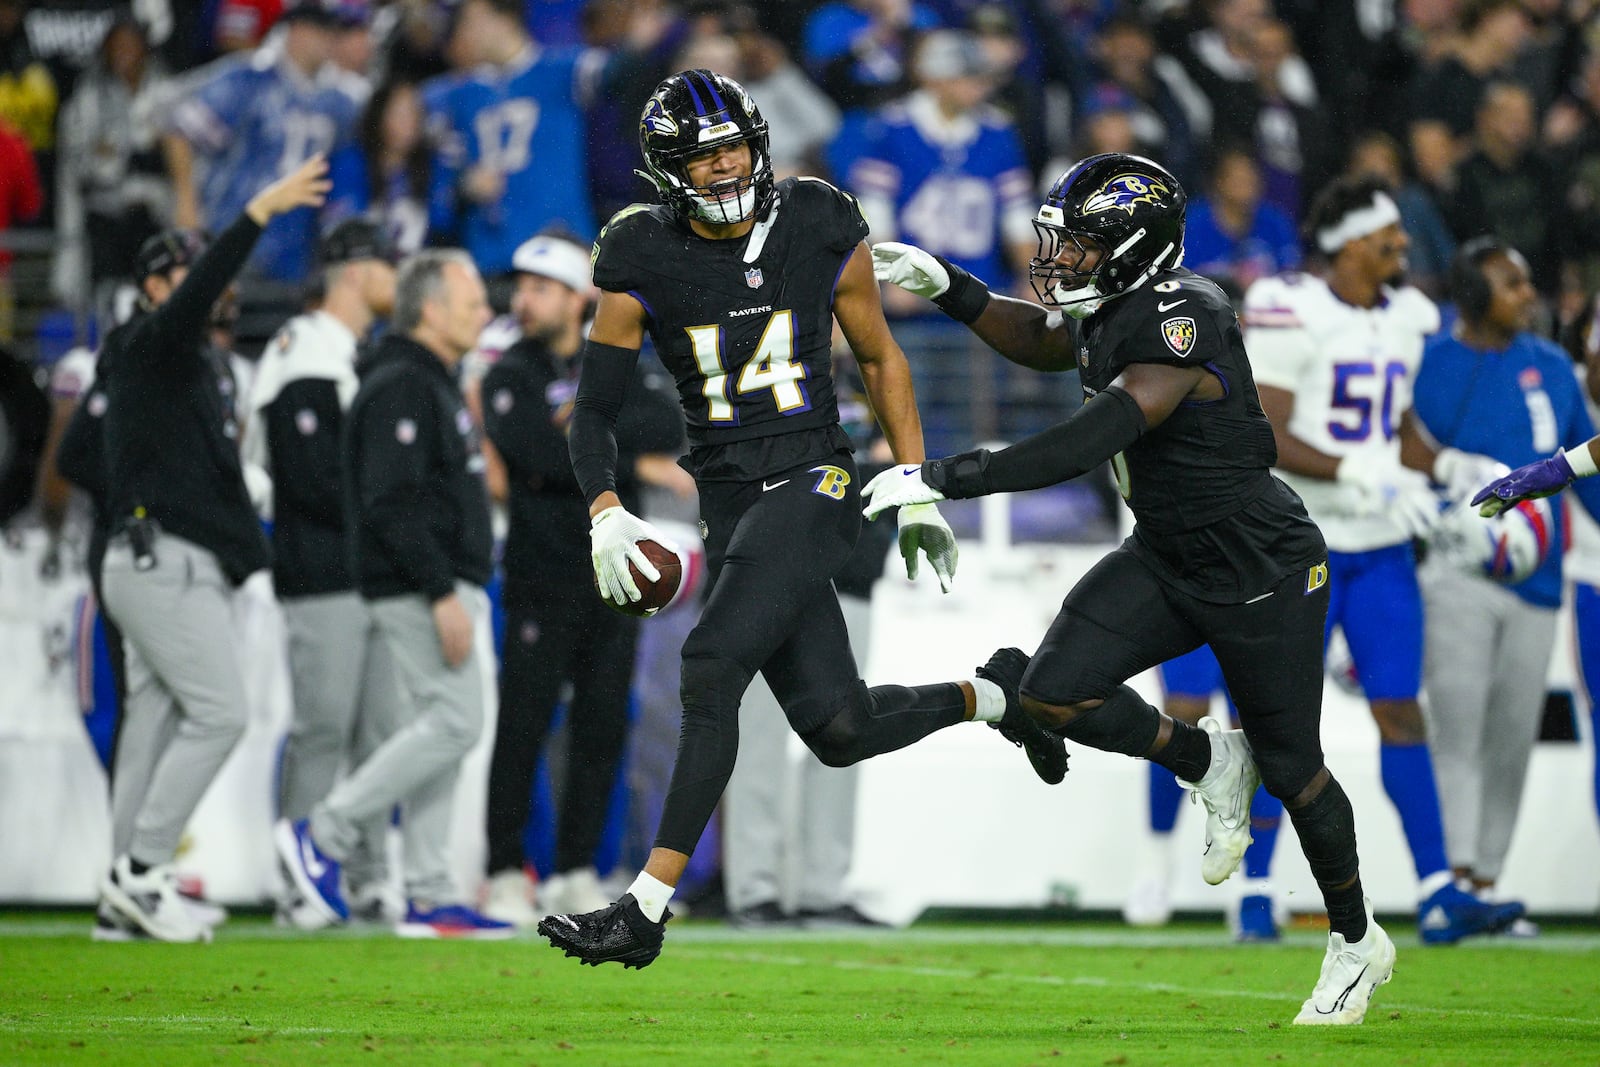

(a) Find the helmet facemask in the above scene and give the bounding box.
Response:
[1030,215,1111,318]
[654,135,772,226]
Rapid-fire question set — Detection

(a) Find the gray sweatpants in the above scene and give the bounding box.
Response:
[279,592,400,890]
[1420,559,1558,882]
[724,593,870,913]
[311,583,485,903]
[102,532,249,867]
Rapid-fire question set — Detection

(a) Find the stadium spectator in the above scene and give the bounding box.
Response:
[95,157,330,944]
[1082,15,1207,191]
[842,31,1036,315]
[1243,19,1333,221]
[870,152,1394,1025]
[478,234,686,927]
[51,15,172,324]
[731,9,841,180]
[1173,0,1317,151]
[326,79,432,256]
[539,69,1059,970]
[1449,81,1558,293]
[242,219,404,928]
[1122,646,1284,941]
[1545,47,1600,296]
[802,0,941,113]
[0,0,58,154]
[426,0,596,277]
[164,0,364,283]
[1406,0,1530,194]
[1182,143,1299,290]
[723,350,896,930]
[0,117,39,342]
[1414,239,1599,934]
[276,248,512,940]
[212,0,284,54]
[1243,175,1525,944]
[1344,130,1456,299]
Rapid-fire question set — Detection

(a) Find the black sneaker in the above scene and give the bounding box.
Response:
[797,904,890,929]
[979,647,1068,785]
[728,900,793,929]
[538,893,670,969]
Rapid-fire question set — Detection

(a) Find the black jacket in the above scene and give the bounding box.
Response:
[100,214,269,585]
[345,333,492,600]
[481,338,683,591]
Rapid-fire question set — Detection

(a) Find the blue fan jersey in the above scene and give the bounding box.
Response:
[171,51,363,282]
[427,46,596,275]
[838,95,1033,288]
[1413,331,1600,607]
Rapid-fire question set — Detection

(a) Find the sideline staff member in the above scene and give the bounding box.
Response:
[97,156,331,943]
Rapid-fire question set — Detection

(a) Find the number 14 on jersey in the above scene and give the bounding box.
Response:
[686,309,808,422]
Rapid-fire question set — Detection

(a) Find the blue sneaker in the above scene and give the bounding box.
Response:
[273,818,347,928]
[1234,893,1281,942]
[397,902,517,940]
[1417,882,1524,945]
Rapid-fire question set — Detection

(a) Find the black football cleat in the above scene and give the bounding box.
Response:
[979,647,1069,785]
[537,893,670,969]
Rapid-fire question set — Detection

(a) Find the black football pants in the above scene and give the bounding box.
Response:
[1022,545,1332,800]
[484,577,638,876]
[653,451,966,855]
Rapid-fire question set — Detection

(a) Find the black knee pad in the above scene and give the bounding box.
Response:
[1286,774,1360,888]
[1051,685,1161,757]
[1253,745,1327,803]
[798,681,871,768]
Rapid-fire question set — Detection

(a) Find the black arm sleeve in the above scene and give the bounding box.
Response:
[569,340,640,506]
[923,386,1146,498]
[931,255,993,324]
[147,214,263,362]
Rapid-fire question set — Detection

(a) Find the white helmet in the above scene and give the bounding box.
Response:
[1431,495,1557,584]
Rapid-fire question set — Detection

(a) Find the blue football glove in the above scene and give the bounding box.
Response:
[897,502,958,593]
[1472,451,1575,517]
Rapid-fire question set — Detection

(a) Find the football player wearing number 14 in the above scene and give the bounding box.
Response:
[536,69,1067,970]
[869,153,1394,1025]
[1243,176,1523,945]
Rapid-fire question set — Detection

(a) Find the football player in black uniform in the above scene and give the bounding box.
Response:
[868,153,1395,1026]
[537,69,1067,969]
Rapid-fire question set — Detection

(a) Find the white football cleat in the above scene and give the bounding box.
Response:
[100,856,212,943]
[542,867,612,917]
[481,869,544,927]
[1122,871,1173,927]
[1180,717,1260,885]
[1294,900,1396,1026]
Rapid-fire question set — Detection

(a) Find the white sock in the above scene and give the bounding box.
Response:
[1417,869,1454,901]
[971,677,1007,722]
[628,872,675,923]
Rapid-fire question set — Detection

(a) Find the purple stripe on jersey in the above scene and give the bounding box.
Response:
[1179,361,1231,407]
[830,251,853,304]
[628,290,657,322]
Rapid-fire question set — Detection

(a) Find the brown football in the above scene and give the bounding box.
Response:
[595,538,683,617]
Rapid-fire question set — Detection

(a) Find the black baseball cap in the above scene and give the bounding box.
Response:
[279,0,343,27]
[318,218,395,266]
[134,229,208,284]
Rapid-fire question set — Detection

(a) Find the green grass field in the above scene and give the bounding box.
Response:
[3,914,1597,1066]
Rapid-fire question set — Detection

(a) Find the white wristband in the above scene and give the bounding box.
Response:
[1566,445,1600,478]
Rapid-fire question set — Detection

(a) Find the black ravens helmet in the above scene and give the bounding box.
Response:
[638,69,775,226]
[1029,153,1186,316]
[134,228,208,285]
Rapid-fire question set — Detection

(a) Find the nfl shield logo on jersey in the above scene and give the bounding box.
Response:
[744,267,764,288]
[1162,316,1196,358]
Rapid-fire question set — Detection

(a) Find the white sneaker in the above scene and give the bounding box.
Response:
[1180,717,1260,885]
[547,867,612,915]
[350,882,406,925]
[481,869,543,927]
[1123,872,1173,927]
[178,893,228,929]
[1293,900,1395,1025]
[91,901,143,942]
[100,856,212,943]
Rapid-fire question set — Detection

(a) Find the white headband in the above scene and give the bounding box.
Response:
[1316,192,1401,254]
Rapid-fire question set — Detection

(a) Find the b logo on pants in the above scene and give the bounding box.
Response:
[1305,561,1328,594]
[809,465,851,500]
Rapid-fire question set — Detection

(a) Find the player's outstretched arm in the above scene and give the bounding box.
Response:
[870,241,1075,371]
[863,361,1200,517]
[1473,436,1600,516]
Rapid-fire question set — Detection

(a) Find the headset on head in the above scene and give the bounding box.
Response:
[1450,235,1509,323]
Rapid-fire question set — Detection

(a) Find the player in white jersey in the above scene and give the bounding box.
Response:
[1242,175,1523,943]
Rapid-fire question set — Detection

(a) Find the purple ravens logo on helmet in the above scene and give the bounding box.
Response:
[642,94,679,137]
[1082,174,1173,217]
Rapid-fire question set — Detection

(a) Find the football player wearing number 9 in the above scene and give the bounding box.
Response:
[869,152,1395,1025]
[1244,176,1523,945]
[537,69,1067,970]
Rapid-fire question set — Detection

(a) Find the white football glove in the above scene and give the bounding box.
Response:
[590,505,669,606]
[861,463,946,520]
[1335,446,1440,539]
[1433,447,1509,503]
[897,502,958,593]
[870,241,950,300]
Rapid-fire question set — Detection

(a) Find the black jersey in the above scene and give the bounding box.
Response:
[1081,267,1325,603]
[592,176,868,480]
